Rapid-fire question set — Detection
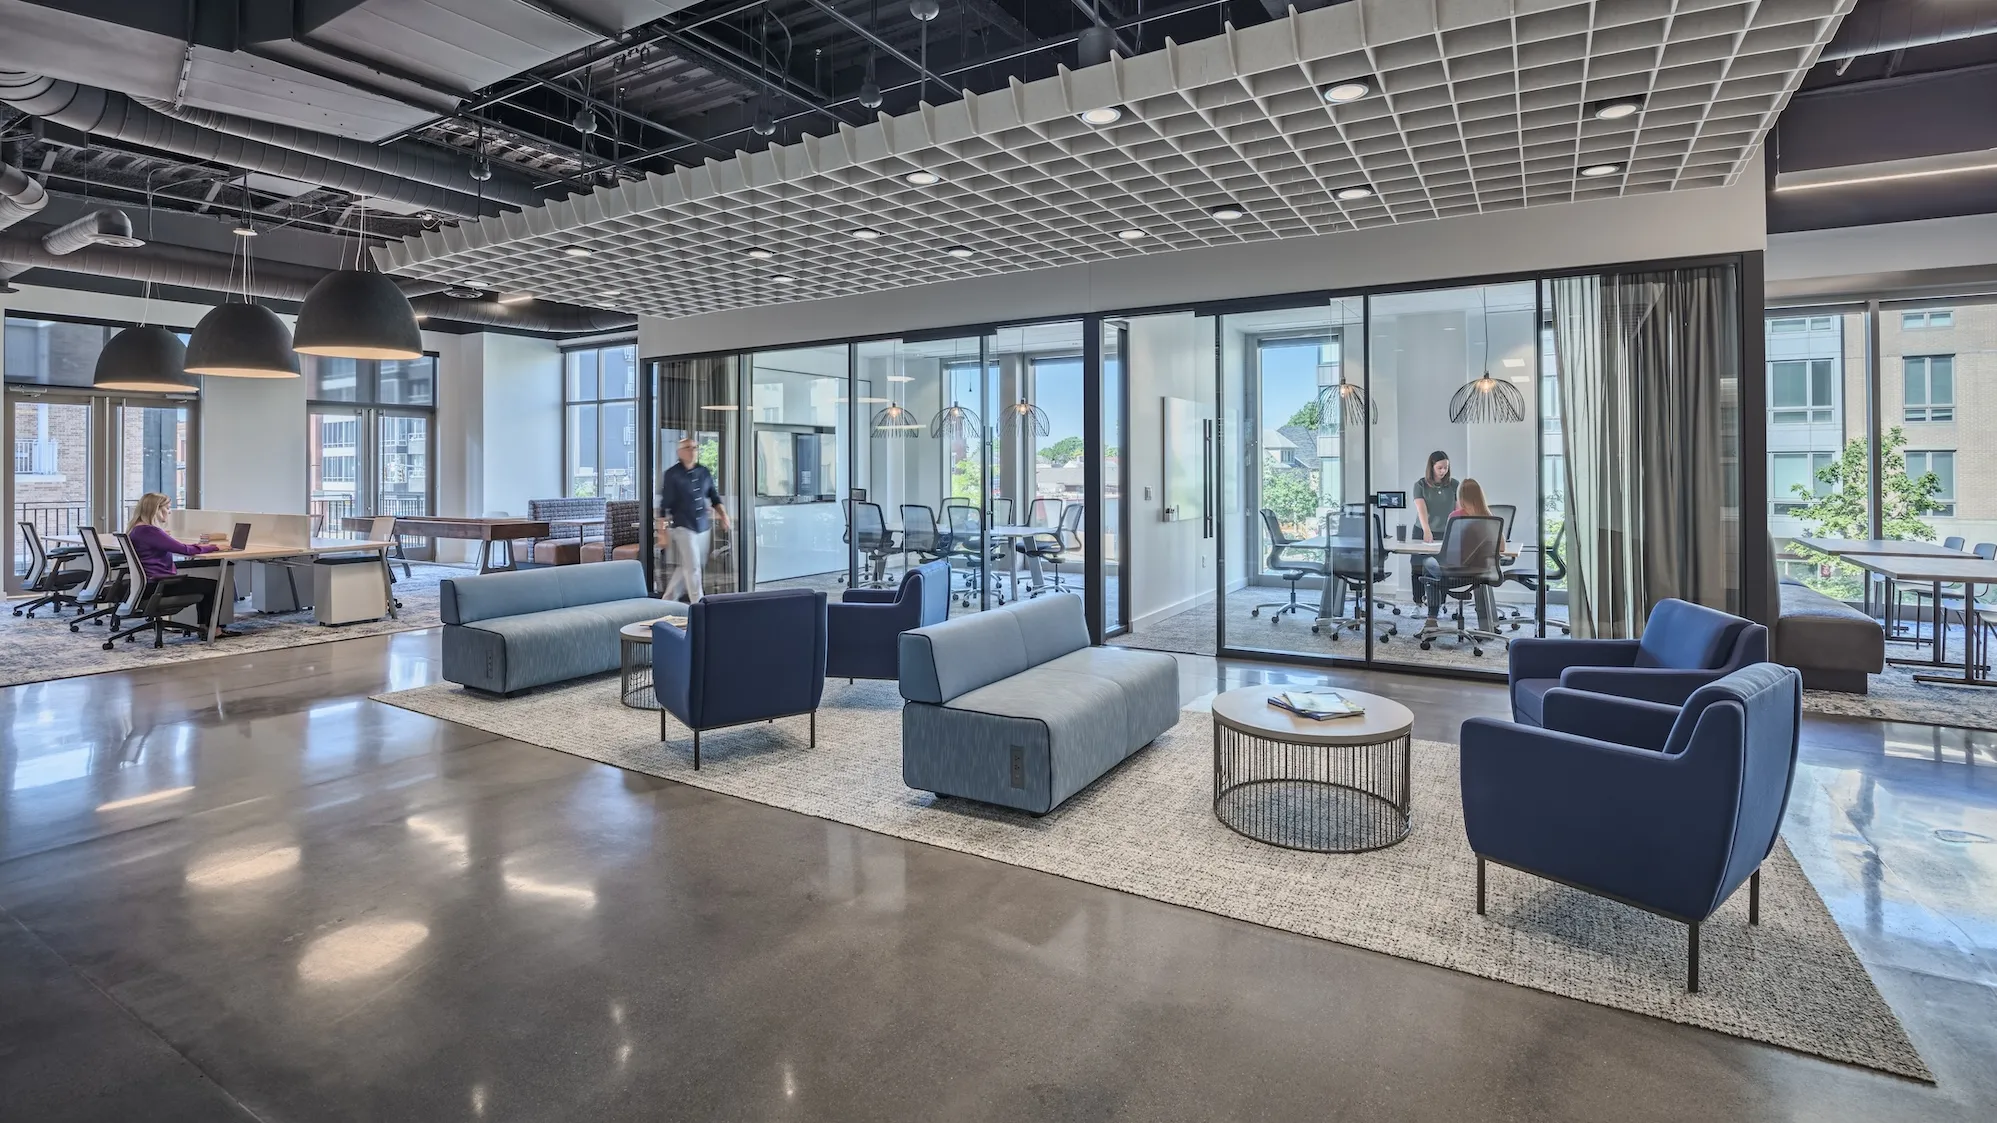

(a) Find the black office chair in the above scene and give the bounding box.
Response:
[900,504,945,568]
[103,531,208,649]
[1897,540,1994,648]
[1319,507,1397,642]
[1015,501,1084,597]
[1500,523,1571,635]
[1490,503,1516,542]
[843,500,898,588]
[944,504,989,607]
[14,521,88,618]
[69,527,130,631]
[1417,514,1508,656]
[1251,508,1325,622]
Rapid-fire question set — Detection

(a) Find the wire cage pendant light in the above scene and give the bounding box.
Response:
[1313,366,1375,428]
[1446,289,1528,424]
[929,401,981,440]
[1000,398,1050,436]
[872,402,923,438]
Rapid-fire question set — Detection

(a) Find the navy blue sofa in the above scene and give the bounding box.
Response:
[1461,663,1802,991]
[441,560,682,695]
[827,560,950,681]
[654,588,827,769]
[1508,598,1768,726]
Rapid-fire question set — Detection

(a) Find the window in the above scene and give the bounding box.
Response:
[1770,452,1833,514]
[1904,356,1955,422]
[1768,316,1833,333]
[563,343,639,499]
[306,355,437,527]
[1769,359,1835,423]
[1902,310,1954,330]
[1905,450,1956,516]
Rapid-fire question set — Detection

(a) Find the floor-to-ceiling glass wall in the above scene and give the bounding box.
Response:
[857,334,987,611]
[984,321,1086,607]
[1100,319,1128,634]
[653,355,742,598]
[746,344,850,592]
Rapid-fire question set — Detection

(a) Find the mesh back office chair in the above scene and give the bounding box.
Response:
[843,500,898,588]
[1251,508,1326,622]
[1417,515,1508,656]
[1490,503,1516,541]
[103,531,207,650]
[900,505,945,570]
[943,504,989,607]
[13,522,88,618]
[1015,501,1085,598]
[1500,523,1571,635]
[988,497,1015,526]
[1895,538,1984,646]
[1321,506,1397,642]
[69,527,130,631]
[1029,497,1063,527]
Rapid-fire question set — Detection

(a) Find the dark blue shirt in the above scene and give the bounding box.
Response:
[660,461,722,532]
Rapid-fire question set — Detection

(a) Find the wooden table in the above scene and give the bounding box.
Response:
[191,538,399,641]
[1839,554,1997,677]
[345,516,551,574]
[1211,685,1415,852]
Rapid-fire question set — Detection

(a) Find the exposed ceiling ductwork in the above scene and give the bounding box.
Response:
[0,159,50,232]
[0,228,634,334]
[40,208,144,254]
[1819,0,1997,61]
[133,98,550,210]
[0,71,505,218]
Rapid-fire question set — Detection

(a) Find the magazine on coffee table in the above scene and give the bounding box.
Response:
[1268,690,1366,720]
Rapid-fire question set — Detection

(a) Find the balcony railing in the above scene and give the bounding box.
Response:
[13,438,59,475]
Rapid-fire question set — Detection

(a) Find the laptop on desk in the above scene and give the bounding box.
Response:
[229,523,253,551]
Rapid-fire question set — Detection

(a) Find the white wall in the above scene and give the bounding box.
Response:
[1767,212,1997,284]
[641,162,1767,358]
[1126,313,1217,626]
[476,333,563,520]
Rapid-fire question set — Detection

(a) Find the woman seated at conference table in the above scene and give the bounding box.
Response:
[126,492,236,637]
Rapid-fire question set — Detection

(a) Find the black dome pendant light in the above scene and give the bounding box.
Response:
[185,171,299,379]
[294,202,423,360]
[94,183,195,392]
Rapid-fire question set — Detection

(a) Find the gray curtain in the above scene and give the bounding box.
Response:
[1551,266,1739,638]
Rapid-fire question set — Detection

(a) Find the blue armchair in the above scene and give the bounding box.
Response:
[1509,598,1768,726]
[1460,663,1802,991]
[827,560,950,681]
[653,588,827,769]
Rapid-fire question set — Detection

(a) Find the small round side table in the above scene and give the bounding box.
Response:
[618,616,685,710]
[1211,686,1415,853]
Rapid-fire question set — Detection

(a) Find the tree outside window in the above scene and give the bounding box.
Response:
[1785,427,1944,599]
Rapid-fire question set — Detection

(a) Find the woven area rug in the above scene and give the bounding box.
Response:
[0,563,455,688]
[373,675,1928,1080]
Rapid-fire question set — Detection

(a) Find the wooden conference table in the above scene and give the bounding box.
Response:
[342,515,551,574]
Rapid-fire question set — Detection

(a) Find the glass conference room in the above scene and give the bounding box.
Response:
[641,255,1754,679]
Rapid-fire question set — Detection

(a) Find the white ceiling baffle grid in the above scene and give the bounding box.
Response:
[380,0,1854,320]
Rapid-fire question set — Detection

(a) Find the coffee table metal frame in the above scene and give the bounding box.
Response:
[619,621,672,709]
[1211,686,1415,853]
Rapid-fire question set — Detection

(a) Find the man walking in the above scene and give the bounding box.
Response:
[660,437,728,602]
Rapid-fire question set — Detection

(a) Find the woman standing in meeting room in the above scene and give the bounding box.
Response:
[1408,450,1459,607]
[126,493,232,636]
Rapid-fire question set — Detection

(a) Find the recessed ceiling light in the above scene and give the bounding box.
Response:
[772,275,797,284]
[1592,98,1642,121]
[745,247,775,259]
[852,228,884,240]
[1580,163,1622,178]
[1321,79,1371,103]
[562,246,593,257]
[1116,229,1147,241]
[1335,185,1376,201]
[1078,106,1123,126]
[904,170,941,186]
[1209,203,1246,221]
[497,292,535,304]
[944,245,974,258]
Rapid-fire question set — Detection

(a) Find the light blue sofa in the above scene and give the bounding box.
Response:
[898,593,1179,814]
[441,560,681,695]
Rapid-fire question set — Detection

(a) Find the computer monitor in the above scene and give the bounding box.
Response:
[229,522,252,551]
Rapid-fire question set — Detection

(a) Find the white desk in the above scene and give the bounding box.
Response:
[193,538,399,640]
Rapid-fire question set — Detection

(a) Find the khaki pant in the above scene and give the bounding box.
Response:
[664,526,710,603]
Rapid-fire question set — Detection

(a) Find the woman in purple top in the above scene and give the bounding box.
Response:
[126,492,231,634]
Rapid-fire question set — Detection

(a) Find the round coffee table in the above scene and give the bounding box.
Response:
[618,616,685,709]
[1211,685,1415,853]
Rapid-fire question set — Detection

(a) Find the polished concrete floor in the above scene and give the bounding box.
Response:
[2,630,1993,1122]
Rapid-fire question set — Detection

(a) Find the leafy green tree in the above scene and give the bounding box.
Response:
[1787,427,1942,597]
[1288,399,1323,430]
[1038,435,1084,464]
[1262,465,1319,535]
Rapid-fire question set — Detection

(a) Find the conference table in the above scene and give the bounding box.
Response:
[342,515,551,574]
[1833,553,1997,681]
[1283,533,1527,621]
[1791,536,1976,648]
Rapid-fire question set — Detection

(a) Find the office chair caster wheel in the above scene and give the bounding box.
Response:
[102,640,114,651]
[1392,607,1402,616]
[70,623,79,633]
[1473,647,1484,657]
[1378,635,1390,644]
[1250,608,1260,617]
[1419,641,1432,651]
